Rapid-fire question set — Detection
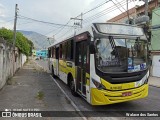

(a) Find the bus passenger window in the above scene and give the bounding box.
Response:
[52,47,54,58]
[48,48,51,58]
[71,40,73,59]
[60,44,62,58]
[62,42,66,59]
[67,40,74,60]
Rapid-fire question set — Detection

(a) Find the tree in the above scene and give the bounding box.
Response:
[0,28,34,56]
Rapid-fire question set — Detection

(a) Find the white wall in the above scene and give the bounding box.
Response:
[151,55,160,77]
[0,38,27,89]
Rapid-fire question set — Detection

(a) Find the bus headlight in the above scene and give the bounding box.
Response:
[142,71,149,84]
[92,78,106,90]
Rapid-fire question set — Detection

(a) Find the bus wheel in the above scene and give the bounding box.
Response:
[70,78,78,97]
[52,66,55,78]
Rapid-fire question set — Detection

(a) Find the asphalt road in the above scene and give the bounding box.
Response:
[36,59,160,120]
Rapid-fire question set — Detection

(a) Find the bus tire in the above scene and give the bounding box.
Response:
[69,76,78,97]
[52,66,56,78]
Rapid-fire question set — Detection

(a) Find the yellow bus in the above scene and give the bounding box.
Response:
[48,23,149,105]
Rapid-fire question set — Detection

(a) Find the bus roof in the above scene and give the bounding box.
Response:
[48,22,144,48]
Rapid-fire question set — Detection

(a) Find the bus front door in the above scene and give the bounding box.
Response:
[76,41,87,97]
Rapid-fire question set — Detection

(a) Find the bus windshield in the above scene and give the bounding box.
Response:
[95,37,148,73]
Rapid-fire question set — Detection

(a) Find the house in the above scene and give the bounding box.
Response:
[107,0,159,23]
[32,49,48,59]
[32,49,36,57]
[150,7,160,77]
[36,49,48,59]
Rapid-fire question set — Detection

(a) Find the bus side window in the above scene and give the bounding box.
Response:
[62,42,66,59]
[50,47,52,58]
[67,39,74,60]
[53,47,56,58]
[48,48,51,58]
[65,42,68,59]
[59,44,62,59]
[71,40,73,59]
[56,47,59,59]
[52,47,54,58]
[67,41,70,59]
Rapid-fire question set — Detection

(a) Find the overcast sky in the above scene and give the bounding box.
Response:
[0,0,144,39]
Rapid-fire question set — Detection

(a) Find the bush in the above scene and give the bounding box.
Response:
[0,28,33,56]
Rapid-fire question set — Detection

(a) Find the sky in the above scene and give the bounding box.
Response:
[0,0,145,40]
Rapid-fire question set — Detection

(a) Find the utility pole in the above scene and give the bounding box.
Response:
[47,37,51,45]
[145,0,148,16]
[70,17,83,28]
[126,0,130,22]
[70,16,83,37]
[80,13,83,28]
[13,4,18,49]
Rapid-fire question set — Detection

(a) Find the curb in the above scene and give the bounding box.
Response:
[33,60,51,73]
[32,60,44,69]
[149,84,160,88]
[50,75,87,120]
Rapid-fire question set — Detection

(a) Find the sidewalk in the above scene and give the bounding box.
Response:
[148,76,160,88]
[0,60,83,120]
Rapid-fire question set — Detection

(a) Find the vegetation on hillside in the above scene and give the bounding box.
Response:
[0,27,33,56]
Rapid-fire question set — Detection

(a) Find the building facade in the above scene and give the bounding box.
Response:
[151,7,160,51]
[150,7,160,77]
[107,0,159,23]
[32,49,48,59]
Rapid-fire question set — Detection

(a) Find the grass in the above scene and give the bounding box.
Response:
[36,91,44,100]
[6,76,17,85]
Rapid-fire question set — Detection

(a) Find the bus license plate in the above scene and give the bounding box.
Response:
[122,92,132,97]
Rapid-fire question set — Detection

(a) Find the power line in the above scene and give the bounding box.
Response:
[52,20,71,36]
[44,26,64,36]
[43,20,71,36]
[113,0,132,22]
[111,0,123,13]
[56,0,126,38]
[57,0,113,39]
[17,21,33,25]
[53,0,128,37]
[18,15,75,28]
[83,0,111,16]
[53,0,111,37]
[83,0,128,24]
[83,0,126,23]
[56,26,74,40]
[114,0,126,12]
[0,19,14,23]
[75,0,111,18]
[18,16,62,29]
[86,0,131,23]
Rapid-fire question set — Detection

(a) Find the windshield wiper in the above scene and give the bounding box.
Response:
[109,36,120,65]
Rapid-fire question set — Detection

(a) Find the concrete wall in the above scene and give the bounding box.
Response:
[0,38,27,89]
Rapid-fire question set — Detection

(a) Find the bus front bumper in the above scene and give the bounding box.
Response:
[91,84,148,105]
